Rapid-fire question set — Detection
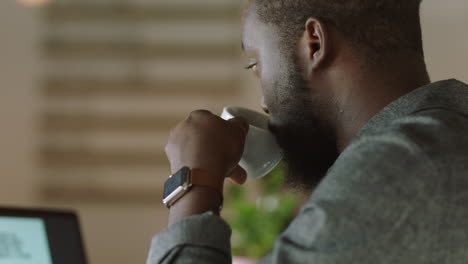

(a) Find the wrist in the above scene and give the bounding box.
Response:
[168,185,223,225]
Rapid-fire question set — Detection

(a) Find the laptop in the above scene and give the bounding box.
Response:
[0,207,87,264]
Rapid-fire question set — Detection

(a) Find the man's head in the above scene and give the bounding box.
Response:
[242,0,426,191]
[250,0,424,64]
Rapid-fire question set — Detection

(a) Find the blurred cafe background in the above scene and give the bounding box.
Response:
[0,0,467,263]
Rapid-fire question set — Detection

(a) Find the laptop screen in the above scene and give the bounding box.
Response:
[0,208,87,264]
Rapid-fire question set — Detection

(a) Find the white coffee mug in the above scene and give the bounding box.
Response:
[221,106,283,179]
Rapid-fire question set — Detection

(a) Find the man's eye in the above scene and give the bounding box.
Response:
[244,63,258,71]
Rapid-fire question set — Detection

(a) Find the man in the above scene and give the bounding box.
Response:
[148,0,468,263]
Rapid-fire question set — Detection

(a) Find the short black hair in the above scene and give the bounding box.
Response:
[250,0,425,65]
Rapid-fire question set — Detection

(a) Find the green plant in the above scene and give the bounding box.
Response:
[225,162,300,258]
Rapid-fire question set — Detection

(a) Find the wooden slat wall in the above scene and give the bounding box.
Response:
[40,0,242,201]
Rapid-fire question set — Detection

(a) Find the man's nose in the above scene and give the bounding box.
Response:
[261,97,269,114]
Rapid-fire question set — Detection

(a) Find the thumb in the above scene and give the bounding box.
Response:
[227,165,248,185]
[227,117,249,136]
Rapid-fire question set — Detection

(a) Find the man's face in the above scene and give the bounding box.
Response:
[242,9,339,192]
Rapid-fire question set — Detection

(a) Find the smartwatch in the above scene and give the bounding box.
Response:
[162,166,223,208]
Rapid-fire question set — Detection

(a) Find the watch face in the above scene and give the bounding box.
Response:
[163,167,191,200]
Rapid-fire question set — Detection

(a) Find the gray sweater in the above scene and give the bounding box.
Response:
[147,79,468,264]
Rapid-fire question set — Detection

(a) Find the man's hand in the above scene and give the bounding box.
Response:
[164,110,249,224]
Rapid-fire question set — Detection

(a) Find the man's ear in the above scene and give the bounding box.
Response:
[300,18,329,72]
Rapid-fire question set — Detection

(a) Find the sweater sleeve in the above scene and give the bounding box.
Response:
[146,212,232,264]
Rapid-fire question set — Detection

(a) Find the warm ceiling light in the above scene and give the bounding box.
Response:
[17,0,50,7]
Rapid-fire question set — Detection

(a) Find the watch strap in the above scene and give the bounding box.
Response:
[190,168,224,193]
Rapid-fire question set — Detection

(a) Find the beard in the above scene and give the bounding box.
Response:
[267,56,339,193]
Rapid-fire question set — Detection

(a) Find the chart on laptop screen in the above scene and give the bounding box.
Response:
[0,217,53,264]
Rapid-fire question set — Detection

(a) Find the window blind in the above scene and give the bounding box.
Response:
[40,0,243,202]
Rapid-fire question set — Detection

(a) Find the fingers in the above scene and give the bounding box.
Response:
[189,109,213,116]
[187,110,213,122]
[228,117,249,136]
[227,165,248,185]
[187,110,248,133]
[187,110,249,138]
